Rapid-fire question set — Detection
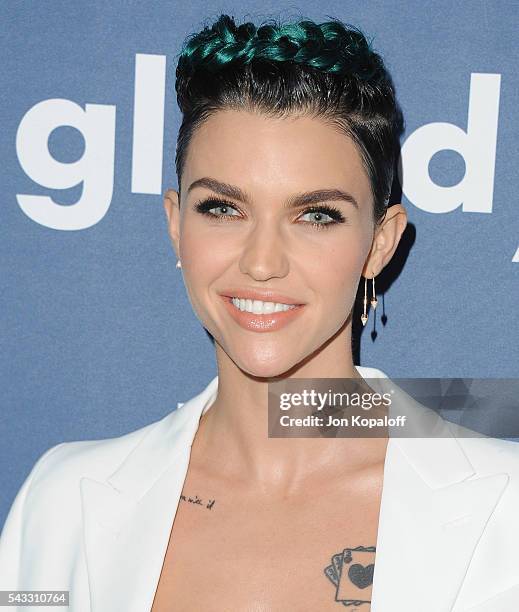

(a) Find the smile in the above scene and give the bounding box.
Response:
[231,297,297,314]
[220,295,305,332]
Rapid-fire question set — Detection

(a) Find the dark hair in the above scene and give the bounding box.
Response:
[174,14,403,225]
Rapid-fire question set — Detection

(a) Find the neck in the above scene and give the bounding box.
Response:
[189,326,388,496]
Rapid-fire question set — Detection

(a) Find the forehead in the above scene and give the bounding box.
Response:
[183,109,372,205]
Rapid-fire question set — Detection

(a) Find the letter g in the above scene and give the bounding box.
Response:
[16,98,116,230]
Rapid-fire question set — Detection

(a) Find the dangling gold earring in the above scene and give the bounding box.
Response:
[371,275,378,309]
[361,276,368,326]
[176,259,182,269]
[361,274,377,326]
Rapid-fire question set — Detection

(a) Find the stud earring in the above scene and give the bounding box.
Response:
[176,259,182,269]
[361,274,377,326]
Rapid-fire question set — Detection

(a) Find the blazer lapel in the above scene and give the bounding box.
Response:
[80,372,510,612]
[80,377,219,612]
[369,378,509,612]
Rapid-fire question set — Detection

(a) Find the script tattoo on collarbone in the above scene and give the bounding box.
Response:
[324,545,376,608]
[179,493,216,510]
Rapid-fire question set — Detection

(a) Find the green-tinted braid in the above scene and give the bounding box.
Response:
[176,14,382,81]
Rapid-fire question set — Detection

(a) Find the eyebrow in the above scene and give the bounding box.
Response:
[186,176,359,210]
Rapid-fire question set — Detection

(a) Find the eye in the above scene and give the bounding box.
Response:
[194,197,241,220]
[298,205,346,230]
[193,198,347,230]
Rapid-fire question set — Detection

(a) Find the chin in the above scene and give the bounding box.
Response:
[234,352,304,380]
[238,360,285,379]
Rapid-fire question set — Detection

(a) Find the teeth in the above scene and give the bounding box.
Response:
[231,297,297,314]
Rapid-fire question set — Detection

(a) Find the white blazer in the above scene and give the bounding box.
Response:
[1,366,519,612]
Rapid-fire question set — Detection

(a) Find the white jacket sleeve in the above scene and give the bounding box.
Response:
[0,443,66,590]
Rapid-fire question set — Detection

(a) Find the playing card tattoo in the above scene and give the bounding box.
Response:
[324,546,376,606]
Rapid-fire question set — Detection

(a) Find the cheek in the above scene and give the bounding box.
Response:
[179,220,224,278]
[305,230,370,293]
[176,225,214,313]
[178,222,238,322]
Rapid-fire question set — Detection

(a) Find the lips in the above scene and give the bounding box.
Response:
[220,295,305,333]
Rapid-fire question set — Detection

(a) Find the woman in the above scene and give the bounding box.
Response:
[1,13,519,612]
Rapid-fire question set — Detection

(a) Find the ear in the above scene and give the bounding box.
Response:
[163,188,181,259]
[363,204,408,277]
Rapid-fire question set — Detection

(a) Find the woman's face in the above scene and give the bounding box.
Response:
[167,109,380,378]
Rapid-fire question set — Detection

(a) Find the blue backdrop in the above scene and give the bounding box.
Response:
[1,0,518,528]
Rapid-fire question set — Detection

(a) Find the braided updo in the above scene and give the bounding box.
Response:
[174,14,402,225]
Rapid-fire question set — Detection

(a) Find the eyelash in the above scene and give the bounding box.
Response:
[193,197,347,230]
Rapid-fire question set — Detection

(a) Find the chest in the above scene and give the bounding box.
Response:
[150,467,383,611]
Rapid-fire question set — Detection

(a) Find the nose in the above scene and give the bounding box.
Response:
[238,221,290,281]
